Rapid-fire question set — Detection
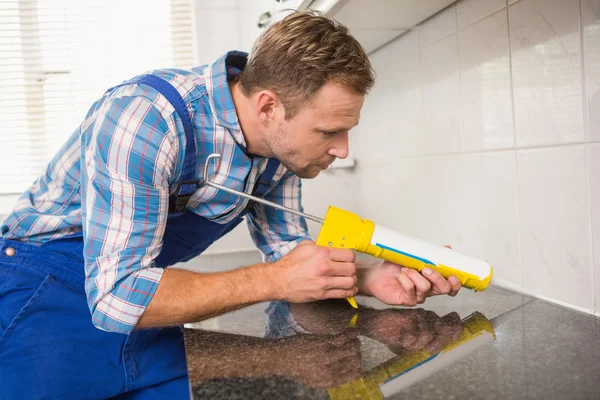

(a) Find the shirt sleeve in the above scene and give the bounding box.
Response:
[246,169,312,263]
[81,94,177,334]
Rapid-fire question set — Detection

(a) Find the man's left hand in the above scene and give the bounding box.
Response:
[362,260,462,306]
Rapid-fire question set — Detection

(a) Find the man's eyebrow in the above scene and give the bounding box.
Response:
[314,121,360,133]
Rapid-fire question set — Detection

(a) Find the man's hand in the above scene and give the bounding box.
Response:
[269,240,358,303]
[359,259,462,307]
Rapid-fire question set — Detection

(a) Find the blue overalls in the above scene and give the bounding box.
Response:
[0,75,280,399]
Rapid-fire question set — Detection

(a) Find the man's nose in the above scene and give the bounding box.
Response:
[329,132,349,159]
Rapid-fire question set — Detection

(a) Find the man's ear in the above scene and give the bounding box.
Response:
[255,89,282,124]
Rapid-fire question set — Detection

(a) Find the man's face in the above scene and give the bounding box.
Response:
[265,82,364,179]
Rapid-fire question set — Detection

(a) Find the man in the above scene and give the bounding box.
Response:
[0,11,462,399]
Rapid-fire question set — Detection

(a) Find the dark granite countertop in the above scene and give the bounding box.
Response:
[184,286,600,399]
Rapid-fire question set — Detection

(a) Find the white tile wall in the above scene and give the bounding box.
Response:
[358,0,598,313]
[421,34,463,155]
[419,4,457,47]
[352,29,425,161]
[517,146,593,310]
[457,0,507,29]
[355,158,431,241]
[589,145,600,312]
[509,0,584,147]
[583,0,600,143]
[459,152,521,283]
[458,9,514,151]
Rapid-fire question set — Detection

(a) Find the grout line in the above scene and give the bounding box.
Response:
[585,146,597,313]
[506,0,525,289]
[455,4,465,155]
[493,277,597,316]
[579,0,596,313]
[581,0,590,144]
[535,294,596,316]
[418,24,429,157]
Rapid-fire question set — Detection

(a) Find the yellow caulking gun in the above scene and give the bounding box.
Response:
[203,155,494,309]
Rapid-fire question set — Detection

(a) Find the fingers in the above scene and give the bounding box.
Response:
[326,261,357,277]
[402,268,432,303]
[395,272,418,306]
[325,288,359,299]
[324,276,357,290]
[421,267,452,295]
[394,267,462,306]
[327,247,356,263]
[448,276,462,296]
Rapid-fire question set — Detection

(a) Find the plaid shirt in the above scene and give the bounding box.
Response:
[1,51,310,333]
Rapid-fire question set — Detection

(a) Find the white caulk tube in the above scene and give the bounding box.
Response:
[316,207,493,291]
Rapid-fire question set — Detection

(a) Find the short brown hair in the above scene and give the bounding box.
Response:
[239,10,375,119]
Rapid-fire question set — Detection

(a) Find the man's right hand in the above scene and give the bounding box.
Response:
[269,240,358,303]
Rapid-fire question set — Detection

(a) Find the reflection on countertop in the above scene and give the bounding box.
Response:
[184,286,600,399]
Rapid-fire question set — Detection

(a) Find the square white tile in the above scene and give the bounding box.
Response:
[421,35,462,155]
[368,29,421,97]
[457,0,507,29]
[517,146,593,310]
[588,145,600,312]
[421,155,465,247]
[459,10,514,151]
[355,158,431,241]
[419,4,457,48]
[459,152,521,283]
[352,94,389,163]
[359,30,425,159]
[355,161,399,225]
[582,0,600,143]
[509,0,584,147]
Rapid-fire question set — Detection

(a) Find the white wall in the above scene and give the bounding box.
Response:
[352,0,600,315]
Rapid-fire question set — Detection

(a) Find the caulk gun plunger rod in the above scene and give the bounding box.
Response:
[203,154,325,225]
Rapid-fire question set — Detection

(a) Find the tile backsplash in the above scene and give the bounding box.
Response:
[352,0,599,314]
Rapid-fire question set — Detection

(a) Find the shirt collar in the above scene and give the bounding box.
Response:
[206,51,248,146]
